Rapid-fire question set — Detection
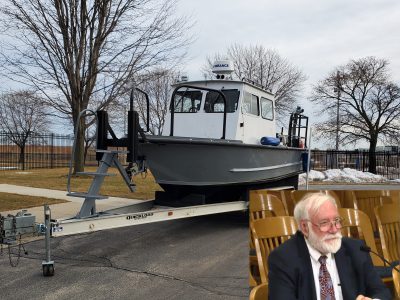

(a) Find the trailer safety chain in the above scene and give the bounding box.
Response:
[125,161,148,180]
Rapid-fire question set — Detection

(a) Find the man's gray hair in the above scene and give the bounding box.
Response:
[293,192,338,227]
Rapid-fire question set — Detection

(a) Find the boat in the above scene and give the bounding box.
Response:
[96,61,309,204]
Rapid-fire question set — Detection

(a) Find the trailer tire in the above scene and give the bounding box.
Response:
[43,264,55,277]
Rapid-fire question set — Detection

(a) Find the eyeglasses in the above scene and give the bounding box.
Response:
[306,217,344,232]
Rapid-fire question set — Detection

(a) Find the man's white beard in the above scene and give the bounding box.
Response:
[307,225,342,254]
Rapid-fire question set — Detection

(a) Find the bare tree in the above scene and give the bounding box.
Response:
[0,90,49,170]
[310,56,400,173]
[133,68,179,135]
[203,44,306,118]
[0,0,192,173]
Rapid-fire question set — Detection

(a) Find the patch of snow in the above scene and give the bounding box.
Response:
[299,168,388,185]
[308,170,326,181]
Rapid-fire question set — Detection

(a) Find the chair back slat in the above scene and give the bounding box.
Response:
[375,203,400,262]
[251,216,297,283]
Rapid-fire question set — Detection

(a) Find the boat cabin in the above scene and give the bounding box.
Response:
[163,61,277,145]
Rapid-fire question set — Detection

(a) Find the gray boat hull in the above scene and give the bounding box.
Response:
[139,136,304,198]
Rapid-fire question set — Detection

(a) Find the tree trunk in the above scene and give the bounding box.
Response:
[73,117,85,174]
[18,145,26,171]
[368,135,378,174]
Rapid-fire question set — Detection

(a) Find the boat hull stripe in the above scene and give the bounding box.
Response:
[230,161,302,172]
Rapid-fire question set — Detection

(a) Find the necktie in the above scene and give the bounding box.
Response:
[318,255,336,300]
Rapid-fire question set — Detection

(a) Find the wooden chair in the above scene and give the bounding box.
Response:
[394,264,400,300]
[338,207,396,283]
[338,208,384,267]
[249,283,268,300]
[249,191,289,250]
[251,216,298,283]
[260,190,291,215]
[249,192,288,251]
[375,203,400,263]
[351,190,390,233]
[249,191,288,286]
[249,191,288,219]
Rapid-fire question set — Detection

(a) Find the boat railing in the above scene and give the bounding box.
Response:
[133,87,150,133]
[241,77,271,93]
[170,85,227,139]
[287,110,308,148]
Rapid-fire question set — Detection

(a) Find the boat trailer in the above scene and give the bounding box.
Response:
[0,189,249,276]
[0,86,302,277]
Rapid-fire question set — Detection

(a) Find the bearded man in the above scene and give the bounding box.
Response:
[267,193,391,300]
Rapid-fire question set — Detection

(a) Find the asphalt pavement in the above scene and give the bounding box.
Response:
[0,185,248,300]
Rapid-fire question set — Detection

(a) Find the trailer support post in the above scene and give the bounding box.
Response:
[42,204,54,276]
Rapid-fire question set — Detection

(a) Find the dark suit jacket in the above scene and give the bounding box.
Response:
[268,231,391,300]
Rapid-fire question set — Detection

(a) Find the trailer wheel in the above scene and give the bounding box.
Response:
[43,264,55,277]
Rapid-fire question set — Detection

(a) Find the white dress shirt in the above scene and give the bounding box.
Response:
[304,237,343,300]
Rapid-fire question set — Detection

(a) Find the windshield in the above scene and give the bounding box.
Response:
[204,89,240,113]
[171,90,203,113]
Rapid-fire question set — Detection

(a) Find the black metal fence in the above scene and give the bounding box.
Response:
[0,132,98,170]
[311,150,400,179]
[1,131,400,179]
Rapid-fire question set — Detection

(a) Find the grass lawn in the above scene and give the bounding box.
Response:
[0,167,162,206]
[0,192,68,212]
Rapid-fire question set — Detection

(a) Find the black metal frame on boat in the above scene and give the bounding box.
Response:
[288,107,309,148]
[96,87,151,163]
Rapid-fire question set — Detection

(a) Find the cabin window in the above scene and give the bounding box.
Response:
[172,90,203,113]
[204,89,240,113]
[261,97,274,120]
[243,92,259,116]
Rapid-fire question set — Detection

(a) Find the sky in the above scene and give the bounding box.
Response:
[178,0,400,83]
[176,0,400,148]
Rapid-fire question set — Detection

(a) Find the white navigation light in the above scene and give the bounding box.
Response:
[212,60,234,80]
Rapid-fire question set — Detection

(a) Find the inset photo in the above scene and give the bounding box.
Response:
[249,189,400,300]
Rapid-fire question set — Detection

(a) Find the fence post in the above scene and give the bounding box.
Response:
[386,151,389,179]
[363,151,366,171]
[50,133,54,169]
[325,150,328,170]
